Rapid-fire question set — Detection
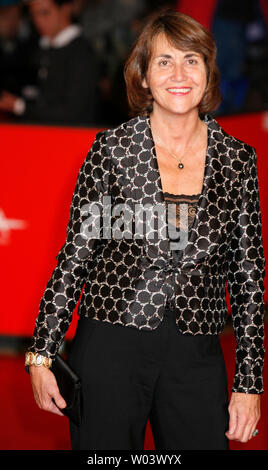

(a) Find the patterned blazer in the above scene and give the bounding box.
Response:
[29,114,266,394]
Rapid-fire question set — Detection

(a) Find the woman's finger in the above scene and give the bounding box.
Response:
[241,414,260,442]
[225,405,238,439]
[239,420,257,443]
[38,393,65,416]
[33,385,66,415]
[47,398,66,416]
[228,413,247,441]
[50,390,67,411]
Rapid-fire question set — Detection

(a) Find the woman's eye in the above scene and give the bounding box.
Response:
[159,60,169,66]
[187,59,198,65]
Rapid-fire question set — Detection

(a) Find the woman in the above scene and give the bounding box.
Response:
[26,10,266,450]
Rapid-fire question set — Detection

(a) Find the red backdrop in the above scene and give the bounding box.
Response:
[0,112,267,340]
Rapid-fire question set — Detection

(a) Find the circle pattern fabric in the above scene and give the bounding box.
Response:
[29,114,266,394]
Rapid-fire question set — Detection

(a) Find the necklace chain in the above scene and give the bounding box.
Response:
[154,124,202,170]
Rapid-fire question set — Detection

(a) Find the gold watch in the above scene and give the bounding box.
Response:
[25,351,52,369]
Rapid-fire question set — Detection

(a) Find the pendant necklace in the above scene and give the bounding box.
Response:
[154,125,202,170]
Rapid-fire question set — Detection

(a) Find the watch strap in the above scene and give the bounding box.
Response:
[25,352,52,369]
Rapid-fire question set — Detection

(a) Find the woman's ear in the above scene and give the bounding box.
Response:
[142,77,148,88]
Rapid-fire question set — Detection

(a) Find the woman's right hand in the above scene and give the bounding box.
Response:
[29,365,67,416]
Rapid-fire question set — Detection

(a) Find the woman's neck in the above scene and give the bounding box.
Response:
[149,108,204,153]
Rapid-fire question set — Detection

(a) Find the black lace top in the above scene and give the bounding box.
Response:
[163,192,201,234]
[163,192,201,310]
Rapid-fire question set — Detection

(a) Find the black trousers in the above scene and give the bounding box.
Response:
[68,307,230,450]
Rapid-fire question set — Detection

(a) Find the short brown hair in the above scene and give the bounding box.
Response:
[124,9,222,117]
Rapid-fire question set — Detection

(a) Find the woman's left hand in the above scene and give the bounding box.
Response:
[226,392,261,443]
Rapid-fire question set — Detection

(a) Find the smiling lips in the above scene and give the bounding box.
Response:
[167,87,192,95]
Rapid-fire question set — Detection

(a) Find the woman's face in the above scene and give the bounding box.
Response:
[142,33,208,118]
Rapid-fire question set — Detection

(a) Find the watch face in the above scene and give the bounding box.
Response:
[36,355,43,365]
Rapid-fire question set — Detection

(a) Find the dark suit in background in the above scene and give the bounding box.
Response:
[16,25,99,125]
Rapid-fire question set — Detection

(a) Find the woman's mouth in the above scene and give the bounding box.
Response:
[167,88,192,96]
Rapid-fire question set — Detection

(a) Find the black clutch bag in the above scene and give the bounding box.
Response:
[51,353,82,427]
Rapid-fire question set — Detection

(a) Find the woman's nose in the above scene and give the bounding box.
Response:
[171,62,187,81]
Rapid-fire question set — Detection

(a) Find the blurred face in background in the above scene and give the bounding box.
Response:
[0,5,22,39]
[29,0,72,39]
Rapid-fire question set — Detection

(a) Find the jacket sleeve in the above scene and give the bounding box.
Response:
[227,147,266,394]
[28,130,110,360]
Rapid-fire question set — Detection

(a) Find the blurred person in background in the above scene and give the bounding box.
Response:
[0,0,38,99]
[242,0,268,112]
[211,0,266,115]
[0,0,99,125]
[72,0,148,124]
